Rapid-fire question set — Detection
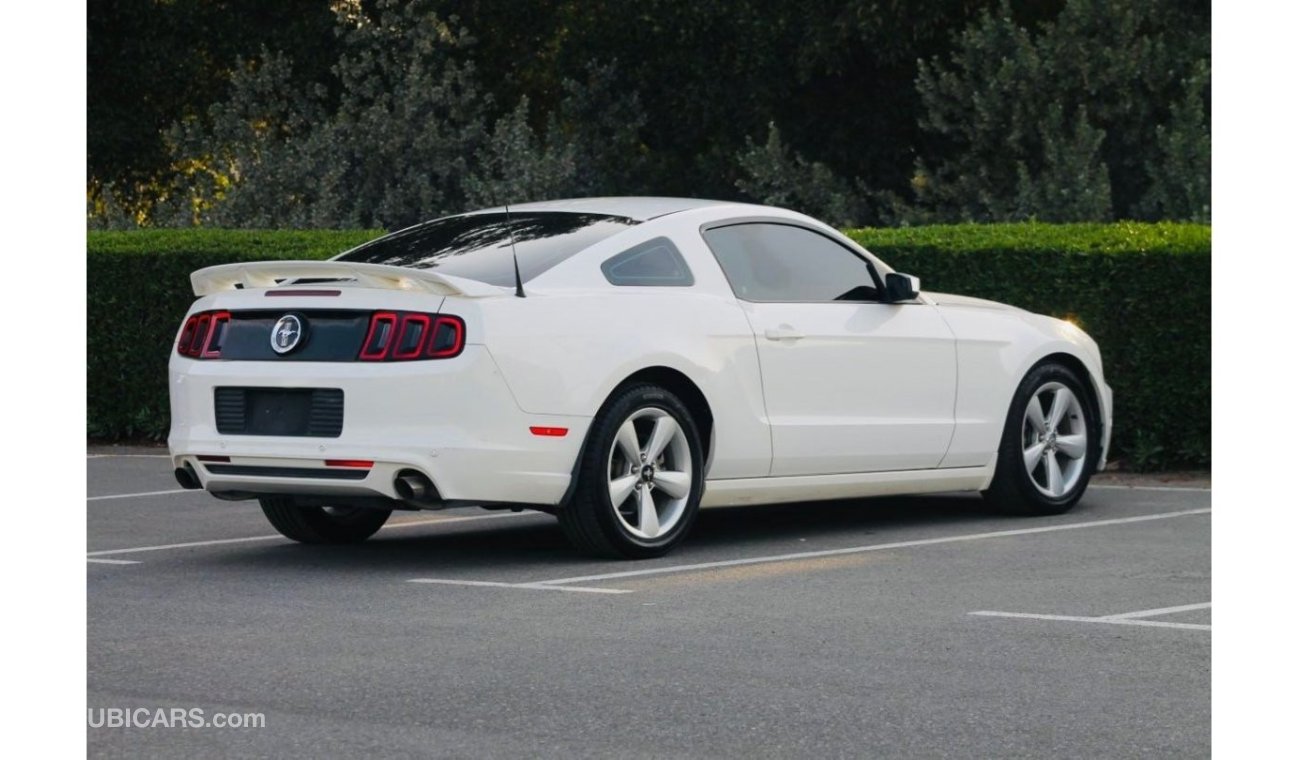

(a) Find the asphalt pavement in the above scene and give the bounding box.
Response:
[87,453,1210,758]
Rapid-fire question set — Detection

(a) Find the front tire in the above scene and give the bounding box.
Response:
[259,498,391,544]
[559,383,705,558]
[983,362,1098,515]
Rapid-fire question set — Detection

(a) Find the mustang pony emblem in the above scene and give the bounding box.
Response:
[270,314,305,354]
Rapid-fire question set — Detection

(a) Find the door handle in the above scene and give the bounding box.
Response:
[764,325,805,341]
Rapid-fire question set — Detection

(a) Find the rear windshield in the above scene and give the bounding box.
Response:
[334,211,639,287]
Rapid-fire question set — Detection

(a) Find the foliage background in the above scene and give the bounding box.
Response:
[88,0,1209,229]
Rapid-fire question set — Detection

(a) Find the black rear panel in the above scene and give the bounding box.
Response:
[219,310,370,361]
[214,388,344,437]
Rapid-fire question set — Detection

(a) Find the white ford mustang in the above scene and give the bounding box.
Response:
[169,197,1112,558]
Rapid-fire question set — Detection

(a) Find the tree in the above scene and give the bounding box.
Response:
[735,123,868,227]
[139,1,650,230]
[1137,61,1211,223]
[88,0,342,217]
[907,0,1209,222]
[1012,105,1113,222]
[87,0,1208,228]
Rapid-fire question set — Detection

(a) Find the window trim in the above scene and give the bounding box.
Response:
[600,236,695,287]
[699,219,888,304]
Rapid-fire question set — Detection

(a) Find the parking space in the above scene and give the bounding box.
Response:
[88,453,1210,758]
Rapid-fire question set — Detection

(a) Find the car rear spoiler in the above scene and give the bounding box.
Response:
[190,261,513,298]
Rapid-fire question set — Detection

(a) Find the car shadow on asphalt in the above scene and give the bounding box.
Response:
[191,491,1053,578]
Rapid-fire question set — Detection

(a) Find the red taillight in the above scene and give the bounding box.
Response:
[427,316,465,358]
[200,311,230,358]
[393,313,431,359]
[359,312,398,360]
[177,315,200,356]
[177,310,231,359]
[359,311,465,361]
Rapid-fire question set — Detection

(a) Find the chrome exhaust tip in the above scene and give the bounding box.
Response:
[394,472,436,504]
[174,465,201,490]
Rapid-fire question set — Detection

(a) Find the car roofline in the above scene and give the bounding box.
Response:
[465,197,733,222]
[328,199,815,262]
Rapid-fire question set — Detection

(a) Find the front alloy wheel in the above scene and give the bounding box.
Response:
[985,362,1097,515]
[1020,381,1089,498]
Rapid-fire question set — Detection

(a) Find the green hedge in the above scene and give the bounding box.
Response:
[88,222,1209,470]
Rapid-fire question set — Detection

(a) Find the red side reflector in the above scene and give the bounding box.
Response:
[324,459,374,468]
[529,427,569,437]
[196,455,230,463]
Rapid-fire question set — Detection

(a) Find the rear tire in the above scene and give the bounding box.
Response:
[259,498,391,544]
[983,362,1099,516]
[559,383,704,559]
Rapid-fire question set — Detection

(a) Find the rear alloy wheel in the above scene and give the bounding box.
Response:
[560,384,704,558]
[259,498,391,544]
[984,363,1097,515]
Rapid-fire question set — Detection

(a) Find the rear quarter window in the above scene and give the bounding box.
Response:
[601,237,694,287]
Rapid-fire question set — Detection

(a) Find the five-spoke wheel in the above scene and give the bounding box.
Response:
[1021,381,1089,498]
[560,383,704,557]
[607,407,694,540]
[985,362,1097,515]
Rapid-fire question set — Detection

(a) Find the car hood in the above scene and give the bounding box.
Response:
[925,292,1025,312]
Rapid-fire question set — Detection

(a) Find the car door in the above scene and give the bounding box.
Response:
[701,222,957,476]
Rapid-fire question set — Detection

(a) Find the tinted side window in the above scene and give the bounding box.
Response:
[601,237,694,286]
[702,223,880,302]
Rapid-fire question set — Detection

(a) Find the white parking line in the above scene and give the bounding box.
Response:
[88,488,193,502]
[1091,484,1210,492]
[408,579,632,594]
[512,507,1210,588]
[970,610,1210,631]
[88,533,289,556]
[86,511,534,557]
[1102,602,1211,620]
[86,558,142,565]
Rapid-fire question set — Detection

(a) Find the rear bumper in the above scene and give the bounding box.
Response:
[167,346,590,506]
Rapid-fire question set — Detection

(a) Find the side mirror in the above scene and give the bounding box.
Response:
[884,272,921,302]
